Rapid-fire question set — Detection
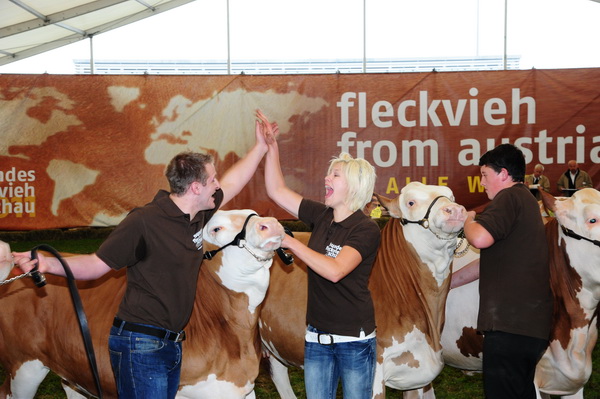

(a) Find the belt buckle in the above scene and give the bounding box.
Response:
[174,331,186,342]
[318,333,333,345]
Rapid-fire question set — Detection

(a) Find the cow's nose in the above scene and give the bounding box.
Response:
[258,219,284,234]
[444,205,467,219]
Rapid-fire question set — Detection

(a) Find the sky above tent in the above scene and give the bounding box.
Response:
[0,0,598,74]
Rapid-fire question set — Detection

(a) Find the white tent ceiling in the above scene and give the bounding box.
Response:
[0,0,196,66]
[1,0,599,70]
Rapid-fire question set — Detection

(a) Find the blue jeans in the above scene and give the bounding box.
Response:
[108,324,183,399]
[304,326,377,399]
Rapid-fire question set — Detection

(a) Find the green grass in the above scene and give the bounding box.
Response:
[1,238,598,398]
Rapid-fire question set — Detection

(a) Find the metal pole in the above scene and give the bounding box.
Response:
[227,0,231,75]
[503,0,507,70]
[363,0,367,73]
[89,36,94,74]
[476,0,480,57]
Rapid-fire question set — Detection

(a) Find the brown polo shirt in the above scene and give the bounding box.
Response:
[97,189,223,332]
[299,198,381,337]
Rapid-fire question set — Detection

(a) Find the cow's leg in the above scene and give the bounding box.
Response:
[268,356,297,399]
[10,360,49,399]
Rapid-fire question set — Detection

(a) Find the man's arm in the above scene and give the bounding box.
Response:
[12,252,112,281]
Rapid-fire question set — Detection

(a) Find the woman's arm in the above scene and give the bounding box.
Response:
[260,114,303,217]
[282,235,362,283]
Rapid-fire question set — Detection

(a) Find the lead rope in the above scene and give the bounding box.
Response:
[30,245,103,399]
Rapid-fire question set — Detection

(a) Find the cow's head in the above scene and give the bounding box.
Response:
[543,188,600,245]
[542,188,600,294]
[203,209,285,313]
[0,240,14,282]
[378,182,467,284]
[379,182,467,239]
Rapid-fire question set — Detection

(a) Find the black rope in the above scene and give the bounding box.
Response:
[203,213,258,260]
[400,195,450,229]
[30,245,103,399]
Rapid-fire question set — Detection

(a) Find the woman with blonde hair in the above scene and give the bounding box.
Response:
[258,111,380,399]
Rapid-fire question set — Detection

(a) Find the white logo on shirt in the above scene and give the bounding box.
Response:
[192,230,203,251]
[325,243,342,258]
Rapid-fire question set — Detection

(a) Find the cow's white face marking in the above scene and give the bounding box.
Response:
[177,373,253,399]
[203,210,285,313]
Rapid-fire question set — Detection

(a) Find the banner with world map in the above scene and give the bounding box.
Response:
[1,69,599,230]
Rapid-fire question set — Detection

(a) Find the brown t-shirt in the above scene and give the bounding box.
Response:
[476,184,553,340]
[299,198,381,337]
[97,189,223,332]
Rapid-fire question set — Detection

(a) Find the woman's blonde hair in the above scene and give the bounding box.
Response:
[327,152,377,212]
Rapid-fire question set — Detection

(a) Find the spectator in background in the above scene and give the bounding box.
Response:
[557,160,593,197]
[524,164,550,200]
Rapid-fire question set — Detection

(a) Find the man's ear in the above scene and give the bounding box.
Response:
[190,181,204,195]
[500,168,511,181]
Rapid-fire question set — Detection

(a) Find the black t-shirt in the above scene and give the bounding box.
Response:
[299,198,381,337]
[97,189,223,332]
[476,184,553,340]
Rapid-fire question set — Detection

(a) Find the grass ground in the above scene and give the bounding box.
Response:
[1,237,598,398]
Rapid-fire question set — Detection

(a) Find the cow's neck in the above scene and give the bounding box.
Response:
[401,223,455,286]
[370,218,451,350]
[547,218,598,347]
[180,262,263,390]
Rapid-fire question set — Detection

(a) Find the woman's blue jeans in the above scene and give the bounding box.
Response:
[304,326,377,399]
[108,324,182,399]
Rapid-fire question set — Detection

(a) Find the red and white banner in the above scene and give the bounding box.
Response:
[1,69,599,230]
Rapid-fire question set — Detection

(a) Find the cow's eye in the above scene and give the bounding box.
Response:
[259,225,268,231]
[408,200,415,207]
[589,218,597,224]
[212,227,222,233]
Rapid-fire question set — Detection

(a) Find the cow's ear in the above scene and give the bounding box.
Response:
[540,189,557,213]
[377,193,402,218]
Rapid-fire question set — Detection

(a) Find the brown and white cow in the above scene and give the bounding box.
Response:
[259,182,467,399]
[441,188,600,398]
[0,209,284,399]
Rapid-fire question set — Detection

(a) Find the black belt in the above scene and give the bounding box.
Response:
[113,317,186,342]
